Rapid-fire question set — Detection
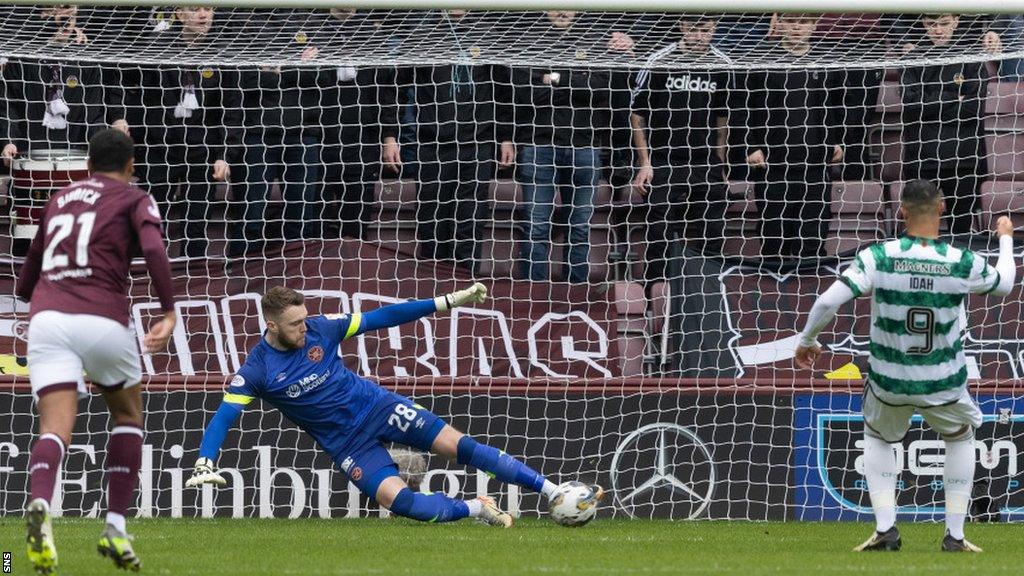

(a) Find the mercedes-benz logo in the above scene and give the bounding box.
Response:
[609,423,716,520]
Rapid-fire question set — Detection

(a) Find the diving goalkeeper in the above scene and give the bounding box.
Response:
[187,284,600,525]
[795,179,1017,552]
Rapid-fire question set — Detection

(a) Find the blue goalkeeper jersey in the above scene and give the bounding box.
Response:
[224,313,388,456]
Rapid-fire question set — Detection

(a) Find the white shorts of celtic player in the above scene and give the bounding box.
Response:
[863,385,982,443]
[27,310,142,400]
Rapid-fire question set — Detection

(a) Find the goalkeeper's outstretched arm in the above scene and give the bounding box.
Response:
[346,282,489,337]
[186,400,245,487]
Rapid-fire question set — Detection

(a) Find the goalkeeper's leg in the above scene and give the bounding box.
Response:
[371,392,562,500]
[375,476,512,527]
[343,444,512,527]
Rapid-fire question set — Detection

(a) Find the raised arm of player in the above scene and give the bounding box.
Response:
[969,216,1016,297]
[342,282,489,339]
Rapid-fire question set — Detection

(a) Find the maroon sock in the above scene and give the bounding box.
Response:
[105,425,144,517]
[28,433,66,503]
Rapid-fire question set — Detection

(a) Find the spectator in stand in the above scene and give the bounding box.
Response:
[508,11,612,283]
[712,13,774,57]
[631,14,730,284]
[379,10,513,274]
[1,5,129,162]
[226,17,325,258]
[817,14,886,181]
[308,8,389,241]
[900,14,1001,238]
[997,15,1024,79]
[138,6,241,258]
[731,13,845,267]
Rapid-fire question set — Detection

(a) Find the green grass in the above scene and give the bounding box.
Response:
[1,518,1022,575]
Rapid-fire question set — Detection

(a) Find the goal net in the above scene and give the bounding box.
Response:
[1,4,1023,522]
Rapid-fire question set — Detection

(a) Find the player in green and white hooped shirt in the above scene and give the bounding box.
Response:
[795,179,1017,553]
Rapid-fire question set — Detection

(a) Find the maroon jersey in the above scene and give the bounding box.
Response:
[16,174,175,326]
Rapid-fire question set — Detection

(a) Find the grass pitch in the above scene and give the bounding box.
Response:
[1,518,1021,575]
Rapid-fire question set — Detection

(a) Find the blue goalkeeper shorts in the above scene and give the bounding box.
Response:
[332,391,445,500]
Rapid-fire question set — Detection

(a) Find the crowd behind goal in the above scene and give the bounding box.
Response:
[3,7,1024,286]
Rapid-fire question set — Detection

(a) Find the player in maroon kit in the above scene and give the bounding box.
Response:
[16,129,176,574]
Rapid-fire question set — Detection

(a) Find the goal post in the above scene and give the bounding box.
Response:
[0,2,1023,522]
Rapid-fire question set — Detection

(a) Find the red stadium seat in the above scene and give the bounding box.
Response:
[987,131,1024,181]
[827,181,889,256]
[985,81,1024,116]
[488,179,520,212]
[979,180,1024,232]
[613,281,647,377]
[478,222,518,278]
[875,81,902,118]
[872,128,903,183]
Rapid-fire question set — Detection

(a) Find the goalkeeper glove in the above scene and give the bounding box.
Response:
[185,457,227,488]
[435,282,488,312]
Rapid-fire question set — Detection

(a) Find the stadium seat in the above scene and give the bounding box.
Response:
[367,179,418,254]
[373,179,418,213]
[987,131,1024,181]
[478,222,518,278]
[985,81,1024,116]
[872,128,903,183]
[613,281,647,376]
[875,81,902,118]
[488,179,520,213]
[830,181,887,220]
[979,180,1024,232]
[721,181,760,258]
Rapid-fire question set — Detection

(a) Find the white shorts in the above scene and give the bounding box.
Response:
[863,384,982,442]
[27,310,142,400]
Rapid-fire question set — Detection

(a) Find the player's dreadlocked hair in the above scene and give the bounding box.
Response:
[901,179,943,215]
[262,286,305,319]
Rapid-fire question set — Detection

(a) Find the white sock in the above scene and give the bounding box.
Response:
[863,434,898,532]
[106,512,127,535]
[944,438,976,540]
[541,480,558,500]
[465,499,483,518]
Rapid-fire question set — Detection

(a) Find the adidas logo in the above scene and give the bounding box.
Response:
[665,74,717,92]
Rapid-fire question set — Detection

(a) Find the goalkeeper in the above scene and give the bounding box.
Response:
[795,179,1017,553]
[187,284,578,526]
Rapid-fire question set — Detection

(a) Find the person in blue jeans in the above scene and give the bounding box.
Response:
[507,12,611,284]
[228,131,322,258]
[227,53,325,258]
[517,145,599,283]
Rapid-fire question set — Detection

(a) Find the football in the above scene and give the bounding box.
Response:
[548,481,601,527]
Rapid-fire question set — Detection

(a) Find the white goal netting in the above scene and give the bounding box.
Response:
[1,5,1023,522]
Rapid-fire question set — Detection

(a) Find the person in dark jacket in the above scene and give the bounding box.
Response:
[226,14,325,258]
[508,11,612,284]
[1,6,128,161]
[731,13,844,266]
[901,14,1000,237]
[309,9,388,241]
[138,6,241,258]
[380,10,513,273]
[631,15,731,286]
